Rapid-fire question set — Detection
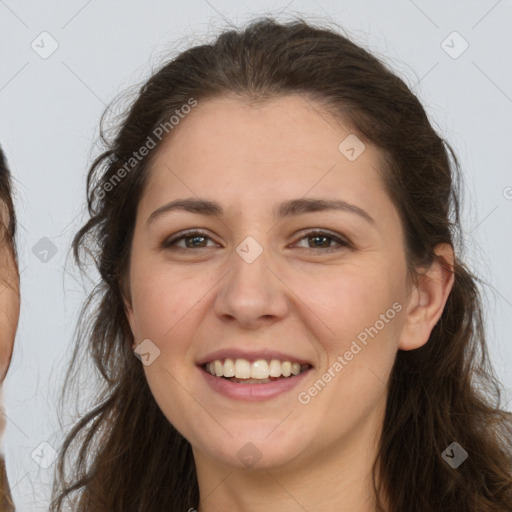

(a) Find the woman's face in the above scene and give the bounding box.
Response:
[125,94,423,471]
[0,201,19,383]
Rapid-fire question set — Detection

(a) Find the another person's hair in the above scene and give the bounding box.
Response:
[0,146,18,511]
[51,16,512,511]
[0,148,16,262]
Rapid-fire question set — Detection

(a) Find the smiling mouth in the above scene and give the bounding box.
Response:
[202,358,312,384]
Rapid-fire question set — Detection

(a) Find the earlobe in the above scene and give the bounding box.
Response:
[398,243,455,351]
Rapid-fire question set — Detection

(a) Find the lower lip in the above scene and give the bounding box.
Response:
[199,366,313,401]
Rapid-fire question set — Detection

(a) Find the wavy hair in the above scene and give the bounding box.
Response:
[0,146,18,511]
[50,16,512,511]
[0,148,17,262]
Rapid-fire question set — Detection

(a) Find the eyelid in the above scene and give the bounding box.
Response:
[290,229,352,252]
[162,228,352,251]
[162,229,217,248]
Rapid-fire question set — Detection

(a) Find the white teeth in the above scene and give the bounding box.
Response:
[204,358,310,380]
[269,359,282,377]
[281,361,292,377]
[251,360,269,379]
[223,358,235,377]
[214,360,223,377]
[234,359,251,379]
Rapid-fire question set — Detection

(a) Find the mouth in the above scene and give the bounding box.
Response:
[201,358,313,384]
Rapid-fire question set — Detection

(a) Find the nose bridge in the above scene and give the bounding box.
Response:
[227,233,272,302]
[214,233,288,326]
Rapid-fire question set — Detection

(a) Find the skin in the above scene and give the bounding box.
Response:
[0,199,20,444]
[124,94,454,512]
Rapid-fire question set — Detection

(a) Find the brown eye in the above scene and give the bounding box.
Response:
[161,229,351,253]
[293,230,351,253]
[162,230,217,249]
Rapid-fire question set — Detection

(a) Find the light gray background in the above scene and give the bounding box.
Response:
[1,1,511,510]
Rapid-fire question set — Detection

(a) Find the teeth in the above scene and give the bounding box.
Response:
[234,359,251,379]
[204,358,310,380]
[291,362,301,375]
[269,359,282,377]
[223,358,235,377]
[214,360,223,377]
[251,360,270,379]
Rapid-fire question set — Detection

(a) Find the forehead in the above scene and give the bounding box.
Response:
[142,94,394,224]
[155,93,367,166]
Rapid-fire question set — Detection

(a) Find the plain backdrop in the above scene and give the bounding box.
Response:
[0,0,511,510]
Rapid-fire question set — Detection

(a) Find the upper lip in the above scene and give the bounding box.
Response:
[197,348,313,367]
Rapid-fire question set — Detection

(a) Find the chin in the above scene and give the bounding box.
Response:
[190,419,313,471]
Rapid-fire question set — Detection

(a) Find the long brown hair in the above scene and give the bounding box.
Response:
[50,16,512,511]
[0,148,17,263]
[0,145,18,384]
[0,146,18,511]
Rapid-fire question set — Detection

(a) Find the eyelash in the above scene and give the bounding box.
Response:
[161,229,351,254]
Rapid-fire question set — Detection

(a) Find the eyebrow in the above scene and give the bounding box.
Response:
[146,197,375,226]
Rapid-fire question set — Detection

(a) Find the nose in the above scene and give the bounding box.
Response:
[213,242,289,330]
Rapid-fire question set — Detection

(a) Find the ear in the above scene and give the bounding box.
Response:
[398,243,455,351]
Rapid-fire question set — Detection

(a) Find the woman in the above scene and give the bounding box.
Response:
[51,17,512,511]
[0,146,20,512]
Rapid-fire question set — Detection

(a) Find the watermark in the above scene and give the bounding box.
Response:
[297,301,403,405]
[31,31,59,59]
[134,338,161,366]
[338,133,365,161]
[503,186,512,200]
[31,441,58,469]
[95,97,198,200]
[237,442,262,468]
[440,31,469,60]
[32,236,58,263]
[236,236,263,263]
[441,442,468,468]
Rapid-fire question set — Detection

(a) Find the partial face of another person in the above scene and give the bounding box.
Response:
[0,201,19,384]
[124,94,441,471]
[0,199,20,444]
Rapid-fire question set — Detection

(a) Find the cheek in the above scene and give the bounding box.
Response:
[0,248,19,378]
[293,259,401,345]
[130,268,198,428]
[129,263,205,361]
[294,261,403,410]
[130,259,178,329]
[0,287,19,380]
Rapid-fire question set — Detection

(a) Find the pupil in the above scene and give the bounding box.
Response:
[311,236,328,248]
[187,236,205,248]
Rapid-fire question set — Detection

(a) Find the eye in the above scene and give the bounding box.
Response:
[162,230,218,250]
[161,229,351,253]
[292,230,351,253]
